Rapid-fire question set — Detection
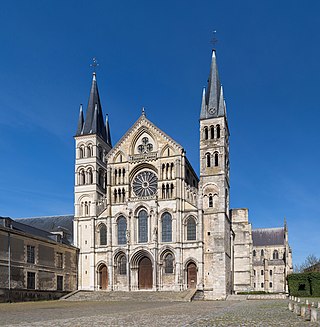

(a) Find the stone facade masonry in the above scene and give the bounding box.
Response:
[73,51,291,299]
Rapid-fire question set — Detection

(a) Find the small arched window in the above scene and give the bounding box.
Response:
[216,125,221,139]
[117,216,127,245]
[210,126,214,139]
[208,194,213,208]
[118,255,126,275]
[79,146,84,158]
[206,153,211,167]
[87,168,93,184]
[84,201,89,215]
[87,144,93,157]
[98,146,103,160]
[253,250,256,257]
[186,217,196,241]
[138,210,148,243]
[214,152,219,167]
[204,126,208,140]
[261,249,264,257]
[99,169,104,187]
[79,169,85,185]
[273,250,279,260]
[164,253,174,273]
[162,212,172,242]
[99,224,107,246]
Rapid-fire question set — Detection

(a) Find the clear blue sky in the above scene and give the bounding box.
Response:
[0,1,319,266]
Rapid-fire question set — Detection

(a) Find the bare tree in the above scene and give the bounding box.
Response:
[294,254,320,272]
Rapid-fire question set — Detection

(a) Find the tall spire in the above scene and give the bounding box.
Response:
[200,50,225,120]
[81,72,109,143]
[76,104,84,136]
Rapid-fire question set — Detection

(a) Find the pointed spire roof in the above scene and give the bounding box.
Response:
[78,72,111,145]
[200,50,226,120]
[76,104,84,135]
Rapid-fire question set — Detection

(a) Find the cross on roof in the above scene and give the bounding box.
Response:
[211,30,218,48]
[90,57,99,73]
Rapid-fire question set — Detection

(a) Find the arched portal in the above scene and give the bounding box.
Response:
[98,264,108,290]
[138,257,152,289]
[187,262,197,289]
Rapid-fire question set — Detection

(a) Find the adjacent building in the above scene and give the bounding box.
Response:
[0,216,77,301]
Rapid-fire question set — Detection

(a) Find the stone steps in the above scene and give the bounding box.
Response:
[62,289,195,302]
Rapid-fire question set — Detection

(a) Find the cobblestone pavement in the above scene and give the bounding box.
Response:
[0,299,318,326]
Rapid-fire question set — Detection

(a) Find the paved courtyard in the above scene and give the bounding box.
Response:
[0,299,318,326]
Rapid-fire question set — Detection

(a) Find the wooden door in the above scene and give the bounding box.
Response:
[99,265,108,290]
[138,257,152,289]
[187,262,197,288]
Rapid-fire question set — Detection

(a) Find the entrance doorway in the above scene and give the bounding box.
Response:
[98,264,108,290]
[187,262,197,288]
[138,257,152,289]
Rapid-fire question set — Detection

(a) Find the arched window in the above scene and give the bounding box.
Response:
[170,183,174,198]
[99,169,104,187]
[87,168,93,184]
[84,201,89,216]
[164,253,174,273]
[162,212,172,242]
[87,144,93,157]
[273,250,279,260]
[79,146,84,158]
[117,216,127,245]
[216,125,221,139]
[206,153,211,167]
[214,152,219,166]
[204,126,208,140]
[99,224,107,246]
[186,217,196,241]
[138,210,148,243]
[253,250,256,257]
[79,169,85,185]
[208,194,213,208]
[118,255,126,275]
[98,146,103,160]
[261,249,264,257]
[210,126,214,139]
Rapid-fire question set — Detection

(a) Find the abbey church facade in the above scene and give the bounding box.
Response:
[73,50,292,300]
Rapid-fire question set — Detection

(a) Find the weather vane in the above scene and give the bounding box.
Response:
[90,57,99,73]
[211,30,218,48]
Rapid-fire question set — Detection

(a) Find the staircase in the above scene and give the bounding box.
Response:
[62,289,195,302]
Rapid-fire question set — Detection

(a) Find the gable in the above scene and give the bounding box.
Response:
[107,114,184,163]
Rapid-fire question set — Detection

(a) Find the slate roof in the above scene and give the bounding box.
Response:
[14,215,74,245]
[252,227,285,246]
[200,50,226,120]
[76,73,111,146]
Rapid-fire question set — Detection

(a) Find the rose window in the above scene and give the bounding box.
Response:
[132,171,158,197]
[137,137,153,154]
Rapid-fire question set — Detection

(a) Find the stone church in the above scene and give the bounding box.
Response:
[73,50,292,300]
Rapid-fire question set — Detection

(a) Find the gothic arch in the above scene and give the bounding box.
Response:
[184,257,199,269]
[129,249,154,269]
[129,163,158,181]
[159,246,175,260]
[160,144,174,157]
[130,127,158,155]
[114,150,125,163]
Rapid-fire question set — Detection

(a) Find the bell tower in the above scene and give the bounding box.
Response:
[199,50,231,299]
[74,72,112,289]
